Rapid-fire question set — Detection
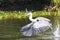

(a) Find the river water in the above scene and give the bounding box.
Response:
[16,17,60,40]
[0,16,60,40]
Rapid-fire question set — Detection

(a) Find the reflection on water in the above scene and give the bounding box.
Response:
[17,17,60,40]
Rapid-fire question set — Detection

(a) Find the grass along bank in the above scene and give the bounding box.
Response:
[0,10,59,20]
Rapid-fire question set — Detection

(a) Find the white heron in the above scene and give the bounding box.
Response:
[20,12,52,36]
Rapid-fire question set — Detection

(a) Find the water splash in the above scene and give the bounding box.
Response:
[53,21,60,37]
[53,37,60,40]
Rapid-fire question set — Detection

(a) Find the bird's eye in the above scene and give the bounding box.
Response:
[49,21,51,23]
[37,19,39,21]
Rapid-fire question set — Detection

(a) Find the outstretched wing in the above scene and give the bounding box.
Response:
[20,23,34,32]
[20,22,52,36]
[20,17,52,36]
[31,21,52,34]
[20,22,35,36]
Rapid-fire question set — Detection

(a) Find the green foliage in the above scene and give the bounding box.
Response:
[0,10,59,20]
[53,0,60,5]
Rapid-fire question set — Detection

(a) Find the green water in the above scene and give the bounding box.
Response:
[0,16,60,40]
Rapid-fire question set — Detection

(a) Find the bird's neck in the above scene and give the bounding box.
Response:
[29,14,35,22]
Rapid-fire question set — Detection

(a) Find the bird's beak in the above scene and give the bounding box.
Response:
[25,14,29,17]
[27,14,29,15]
